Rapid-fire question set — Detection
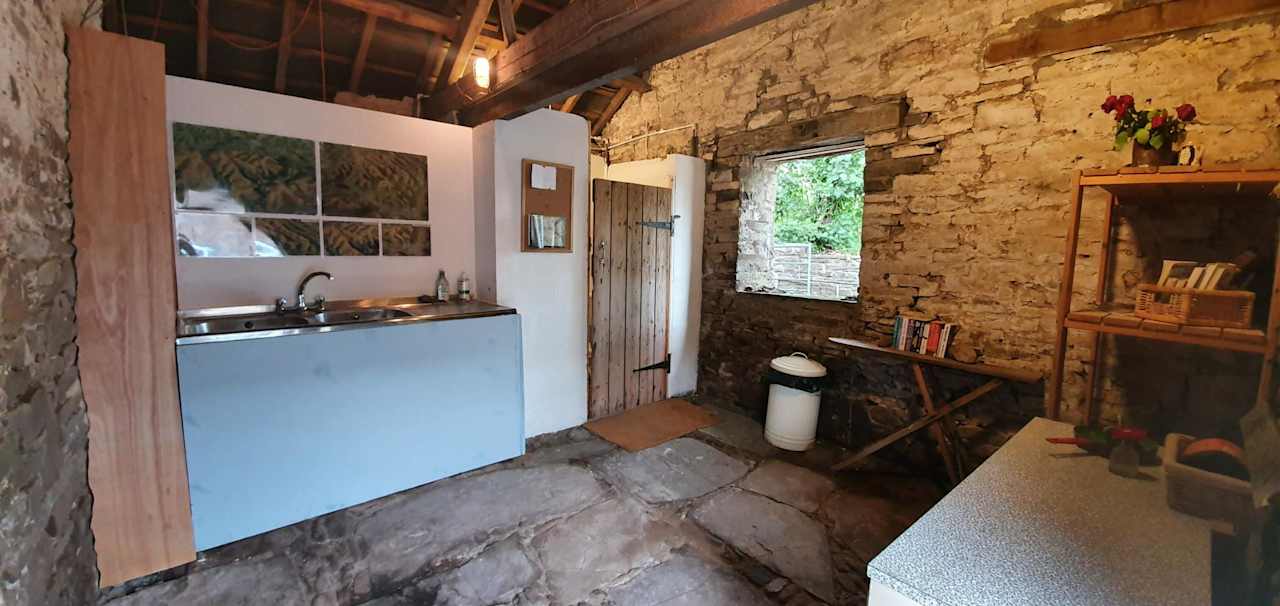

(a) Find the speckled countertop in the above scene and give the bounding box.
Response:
[868,417,1216,606]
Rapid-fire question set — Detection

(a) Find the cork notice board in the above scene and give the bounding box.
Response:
[521,159,574,253]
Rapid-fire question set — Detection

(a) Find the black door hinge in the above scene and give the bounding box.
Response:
[632,355,671,373]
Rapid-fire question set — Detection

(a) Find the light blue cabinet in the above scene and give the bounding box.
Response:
[176,314,524,551]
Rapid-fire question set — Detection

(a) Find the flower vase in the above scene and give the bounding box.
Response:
[1131,144,1177,167]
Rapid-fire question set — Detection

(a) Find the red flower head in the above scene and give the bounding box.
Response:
[1176,103,1197,122]
[1118,94,1134,107]
[1151,114,1166,129]
[1101,95,1118,113]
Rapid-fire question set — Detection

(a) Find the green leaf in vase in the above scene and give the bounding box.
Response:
[1150,134,1165,149]
[1135,128,1151,145]
[1114,131,1130,150]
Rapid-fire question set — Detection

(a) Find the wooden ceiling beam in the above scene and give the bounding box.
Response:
[196,0,209,79]
[614,74,651,93]
[435,0,497,92]
[497,0,519,44]
[591,87,630,136]
[274,0,297,92]
[349,13,379,91]
[424,0,822,124]
[324,0,508,50]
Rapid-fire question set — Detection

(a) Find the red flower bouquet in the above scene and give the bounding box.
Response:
[1100,94,1195,153]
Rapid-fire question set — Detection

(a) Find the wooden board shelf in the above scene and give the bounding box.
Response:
[1079,167,1280,204]
[1065,310,1267,354]
[828,337,1042,383]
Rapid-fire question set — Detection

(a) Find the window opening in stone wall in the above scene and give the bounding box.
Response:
[736,141,865,302]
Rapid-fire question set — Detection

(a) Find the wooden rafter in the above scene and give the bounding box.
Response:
[196,0,209,79]
[325,0,508,50]
[132,15,417,82]
[425,0,823,124]
[497,0,519,43]
[274,0,297,92]
[558,92,581,112]
[349,13,379,92]
[591,87,630,136]
[435,0,497,92]
[416,32,444,92]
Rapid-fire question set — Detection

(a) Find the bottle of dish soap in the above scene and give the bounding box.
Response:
[435,270,449,302]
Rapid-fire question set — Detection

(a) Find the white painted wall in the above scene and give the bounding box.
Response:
[474,110,591,437]
[166,77,476,309]
[591,155,706,396]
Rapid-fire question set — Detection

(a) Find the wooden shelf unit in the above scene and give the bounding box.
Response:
[1048,166,1280,424]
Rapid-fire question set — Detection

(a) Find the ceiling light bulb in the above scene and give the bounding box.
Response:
[474,57,491,89]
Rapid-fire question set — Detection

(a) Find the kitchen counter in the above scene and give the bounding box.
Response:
[176,305,525,550]
[868,417,1219,606]
[176,297,515,345]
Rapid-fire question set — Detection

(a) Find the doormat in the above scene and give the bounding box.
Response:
[585,399,719,452]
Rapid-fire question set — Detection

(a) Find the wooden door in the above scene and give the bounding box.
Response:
[589,180,673,418]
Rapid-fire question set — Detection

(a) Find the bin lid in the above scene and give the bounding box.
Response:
[770,353,827,378]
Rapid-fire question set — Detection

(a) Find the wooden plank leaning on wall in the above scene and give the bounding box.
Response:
[68,27,195,586]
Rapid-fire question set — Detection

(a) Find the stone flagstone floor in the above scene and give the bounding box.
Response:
[99,405,941,606]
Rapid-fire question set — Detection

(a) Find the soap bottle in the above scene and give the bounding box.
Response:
[435,270,449,302]
[457,272,472,302]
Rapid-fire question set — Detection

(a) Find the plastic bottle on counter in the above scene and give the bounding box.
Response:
[457,273,473,302]
[435,270,449,302]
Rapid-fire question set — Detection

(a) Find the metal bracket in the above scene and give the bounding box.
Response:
[636,214,680,235]
[632,355,671,373]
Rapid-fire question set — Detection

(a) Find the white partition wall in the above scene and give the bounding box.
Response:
[474,110,591,437]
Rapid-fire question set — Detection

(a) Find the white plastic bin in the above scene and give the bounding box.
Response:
[764,353,827,451]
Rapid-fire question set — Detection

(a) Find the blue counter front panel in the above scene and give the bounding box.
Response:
[176,314,524,550]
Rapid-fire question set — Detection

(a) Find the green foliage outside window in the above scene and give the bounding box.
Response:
[772,150,865,253]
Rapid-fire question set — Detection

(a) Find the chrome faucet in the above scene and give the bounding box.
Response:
[277,271,333,313]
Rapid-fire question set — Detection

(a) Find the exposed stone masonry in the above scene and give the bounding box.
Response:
[602,0,1280,467]
[1,2,101,604]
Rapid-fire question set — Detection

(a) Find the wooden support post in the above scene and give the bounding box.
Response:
[1084,194,1116,426]
[912,363,960,484]
[349,13,379,92]
[435,0,496,91]
[196,0,209,79]
[274,0,297,93]
[833,380,1003,471]
[1256,218,1280,412]
[1049,173,1086,420]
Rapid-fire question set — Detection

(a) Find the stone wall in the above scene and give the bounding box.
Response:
[1,2,101,604]
[770,244,861,301]
[603,0,1280,469]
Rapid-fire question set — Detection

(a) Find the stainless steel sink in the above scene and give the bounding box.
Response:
[179,307,412,338]
[182,313,312,336]
[308,308,412,325]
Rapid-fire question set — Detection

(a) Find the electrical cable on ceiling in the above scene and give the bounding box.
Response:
[119,0,129,36]
[185,0,317,51]
[318,0,327,101]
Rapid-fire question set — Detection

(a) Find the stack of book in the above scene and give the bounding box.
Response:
[1157,260,1240,290]
[892,316,955,358]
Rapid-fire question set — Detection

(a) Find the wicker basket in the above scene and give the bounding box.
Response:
[1134,283,1254,328]
[1163,433,1259,531]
